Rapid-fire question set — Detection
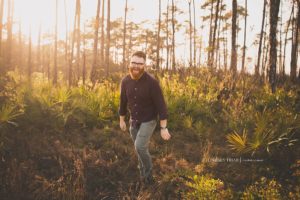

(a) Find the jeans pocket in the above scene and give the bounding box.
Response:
[138,120,157,138]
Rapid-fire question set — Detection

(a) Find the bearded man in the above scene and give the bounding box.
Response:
[119,51,171,185]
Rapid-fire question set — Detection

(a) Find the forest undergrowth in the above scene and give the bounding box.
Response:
[0,68,299,199]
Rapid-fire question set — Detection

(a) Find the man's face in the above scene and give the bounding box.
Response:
[129,56,145,80]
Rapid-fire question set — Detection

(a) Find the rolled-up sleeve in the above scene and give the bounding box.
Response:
[151,80,167,120]
[119,79,127,116]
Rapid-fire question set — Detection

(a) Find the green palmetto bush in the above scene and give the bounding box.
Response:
[96,80,119,121]
[226,89,299,156]
[62,87,102,129]
[0,104,23,152]
[18,80,120,131]
[0,104,22,127]
[36,91,57,109]
[160,72,221,132]
[183,115,193,129]
[20,84,64,131]
[64,91,104,129]
[248,112,276,154]
[226,129,249,154]
[55,87,71,105]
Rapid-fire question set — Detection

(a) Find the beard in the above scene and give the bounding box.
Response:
[129,67,144,80]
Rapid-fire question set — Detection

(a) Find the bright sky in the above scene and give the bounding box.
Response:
[3,0,293,72]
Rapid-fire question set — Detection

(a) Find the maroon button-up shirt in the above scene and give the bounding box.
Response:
[119,72,167,127]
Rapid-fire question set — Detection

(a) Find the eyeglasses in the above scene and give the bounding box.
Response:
[130,62,145,66]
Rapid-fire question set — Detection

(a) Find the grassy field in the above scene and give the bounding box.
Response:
[0,69,299,199]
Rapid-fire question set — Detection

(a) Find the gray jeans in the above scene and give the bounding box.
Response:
[129,120,157,178]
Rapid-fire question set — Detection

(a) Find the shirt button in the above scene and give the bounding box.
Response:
[134,96,137,99]
[136,112,138,114]
[135,88,137,91]
[134,104,137,107]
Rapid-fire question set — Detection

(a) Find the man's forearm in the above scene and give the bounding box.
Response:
[120,115,126,121]
[160,119,167,128]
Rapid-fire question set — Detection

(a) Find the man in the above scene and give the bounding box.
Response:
[119,51,171,185]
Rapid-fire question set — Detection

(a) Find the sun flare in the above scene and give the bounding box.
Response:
[15,0,54,28]
[13,0,67,43]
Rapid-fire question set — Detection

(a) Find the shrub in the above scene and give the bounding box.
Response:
[185,175,233,200]
[241,177,282,200]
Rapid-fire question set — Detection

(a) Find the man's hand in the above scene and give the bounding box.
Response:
[120,120,127,131]
[161,128,171,140]
[120,116,127,131]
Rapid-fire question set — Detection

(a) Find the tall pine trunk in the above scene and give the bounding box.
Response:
[156,0,161,70]
[166,0,169,70]
[296,1,299,73]
[262,25,268,78]
[199,25,203,67]
[283,6,294,77]
[171,0,176,71]
[188,0,192,68]
[268,0,280,93]
[37,24,42,72]
[278,4,283,76]
[82,23,86,85]
[0,0,4,61]
[223,27,228,71]
[28,28,32,84]
[53,0,58,85]
[101,0,105,66]
[216,6,222,70]
[290,1,300,81]
[6,0,13,70]
[18,20,22,74]
[127,23,133,60]
[193,0,196,67]
[105,0,110,77]
[69,0,80,86]
[76,0,81,83]
[241,0,247,73]
[64,0,69,81]
[211,0,220,68]
[122,0,128,72]
[91,0,101,85]
[230,0,237,74]
[256,0,267,76]
[207,2,214,67]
